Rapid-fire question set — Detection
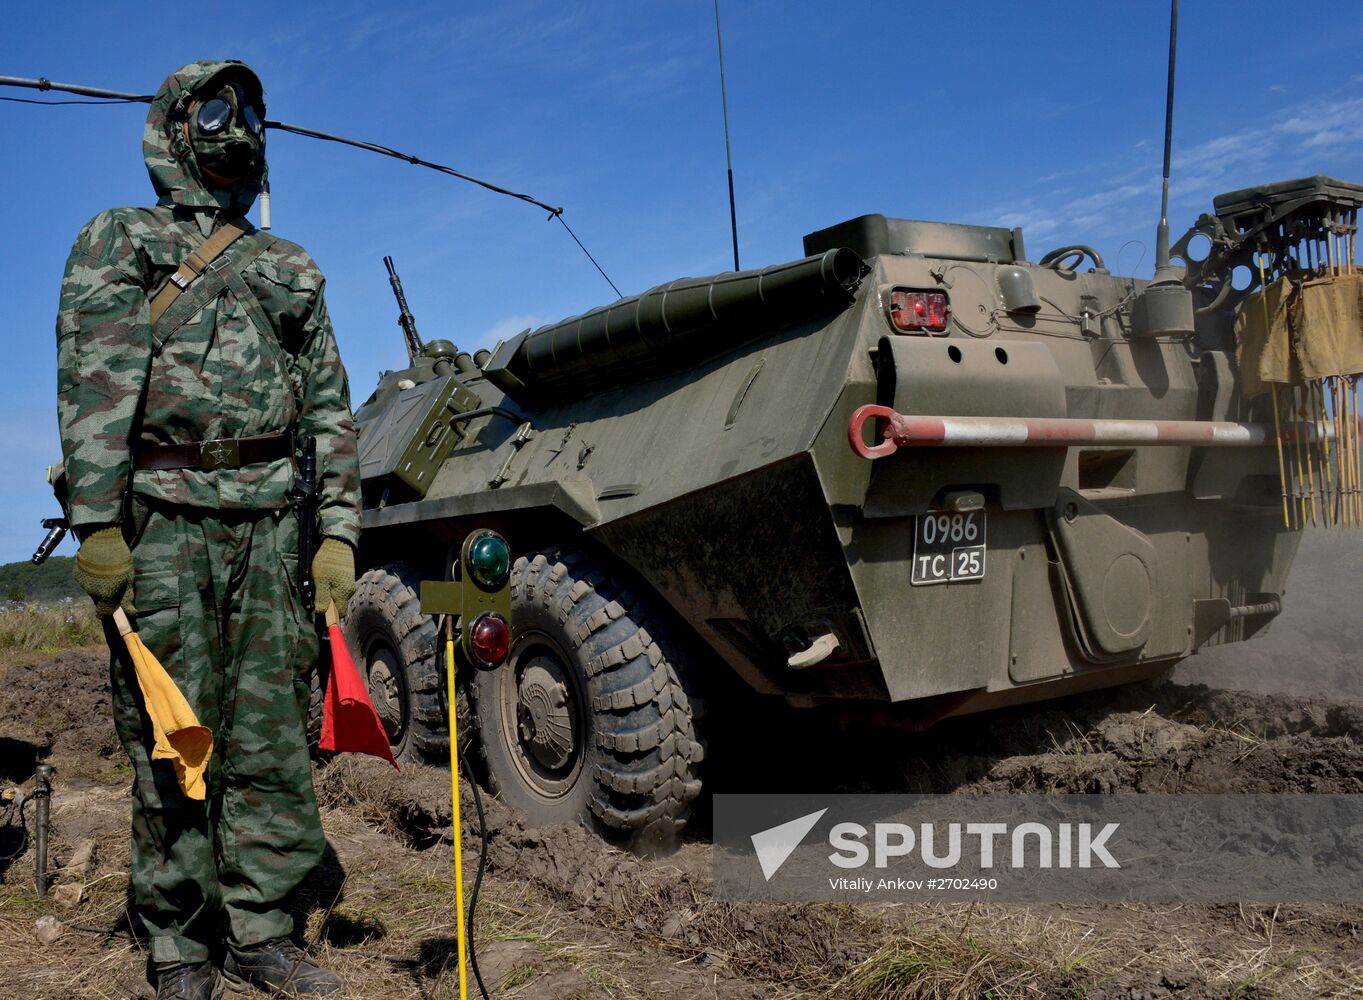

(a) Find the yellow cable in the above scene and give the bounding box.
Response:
[1258,254,1291,528]
[1299,387,1316,525]
[1316,380,1333,528]
[1346,378,1357,525]
[1344,379,1353,526]
[1335,378,1347,527]
[1344,379,1354,527]
[446,619,469,1000]
[1270,387,1290,528]
[1342,379,1351,527]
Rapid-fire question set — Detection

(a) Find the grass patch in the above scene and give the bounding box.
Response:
[498,962,539,990]
[837,937,1040,1000]
[0,599,102,669]
[817,907,1122,1000]
[0,893,47,914]
[580,961,644,999]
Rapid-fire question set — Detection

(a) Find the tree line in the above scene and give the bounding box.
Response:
[0,556,79,603]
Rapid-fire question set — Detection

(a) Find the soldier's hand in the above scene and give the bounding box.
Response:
[312,537,356,615]
[73,526,135,617]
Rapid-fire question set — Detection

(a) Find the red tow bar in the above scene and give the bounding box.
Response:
[847,404,1332,460]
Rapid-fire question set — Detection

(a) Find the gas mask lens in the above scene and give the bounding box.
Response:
[196,98,233,134]
[195,84,264,138]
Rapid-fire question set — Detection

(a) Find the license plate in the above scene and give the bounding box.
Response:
[911,511,986,586]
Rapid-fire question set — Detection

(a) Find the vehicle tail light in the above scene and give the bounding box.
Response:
[888,290,950,332]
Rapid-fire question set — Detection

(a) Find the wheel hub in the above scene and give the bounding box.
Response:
[516,662,575,771]
[366,646,403,737]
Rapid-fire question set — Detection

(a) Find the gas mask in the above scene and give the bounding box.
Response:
[187,81,264,185]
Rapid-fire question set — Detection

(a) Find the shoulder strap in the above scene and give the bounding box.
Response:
[151,230,276,350]
[148,219,250,324]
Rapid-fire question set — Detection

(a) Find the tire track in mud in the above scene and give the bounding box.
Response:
[315,678,1363,996]
[7,650,1363,996]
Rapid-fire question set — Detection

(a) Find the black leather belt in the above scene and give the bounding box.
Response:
[134,433,294,472]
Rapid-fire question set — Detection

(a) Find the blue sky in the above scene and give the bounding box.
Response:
[3,1,1363,563]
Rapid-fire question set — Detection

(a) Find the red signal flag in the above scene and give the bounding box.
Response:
[319,602,399,770]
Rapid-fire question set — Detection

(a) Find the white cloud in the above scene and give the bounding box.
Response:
[1304,129,1350,149]
[979,87,1363,270]
[473,313,547,353]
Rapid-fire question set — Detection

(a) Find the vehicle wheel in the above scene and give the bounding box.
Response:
[306,562,447,763]
[306,654,327,751]
[474,548,704,851]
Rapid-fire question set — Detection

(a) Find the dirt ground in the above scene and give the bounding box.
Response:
[1177,531,1363,703]
[1,537,1361,999]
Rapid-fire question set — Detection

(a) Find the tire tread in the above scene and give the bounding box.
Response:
[484,546,704,849]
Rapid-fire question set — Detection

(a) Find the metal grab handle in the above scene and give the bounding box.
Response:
[847,404,901,459]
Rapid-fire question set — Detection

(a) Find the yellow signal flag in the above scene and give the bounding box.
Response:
[111,608,213,800]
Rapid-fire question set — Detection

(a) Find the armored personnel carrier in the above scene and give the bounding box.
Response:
[345,175,1362,848]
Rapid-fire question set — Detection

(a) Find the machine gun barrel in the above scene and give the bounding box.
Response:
[384,255,425,364]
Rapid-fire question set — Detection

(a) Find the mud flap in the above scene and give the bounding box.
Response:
[1046,489,1158,662]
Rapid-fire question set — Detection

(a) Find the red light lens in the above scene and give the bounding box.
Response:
[470,612,511,667]
[888,290,950,332]
[924,294,948,329]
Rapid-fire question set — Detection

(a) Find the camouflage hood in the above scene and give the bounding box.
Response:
[143,60,266,217]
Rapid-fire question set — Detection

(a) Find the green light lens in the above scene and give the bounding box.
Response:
[467,532,510,589]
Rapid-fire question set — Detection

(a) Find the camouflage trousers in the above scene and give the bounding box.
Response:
[105,496,322,966]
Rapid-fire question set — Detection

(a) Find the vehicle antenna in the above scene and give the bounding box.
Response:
[0,75,621,295]
[714,0,740,271]
[1155,0,1179,273]
[1129,0,1194,340]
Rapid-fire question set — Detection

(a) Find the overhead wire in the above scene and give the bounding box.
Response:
[262,119,562,217]
[0,95,148,105]
[0,75,621,297]
[554,214,622,298]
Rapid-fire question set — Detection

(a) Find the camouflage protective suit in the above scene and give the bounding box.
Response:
[55,61,360,966]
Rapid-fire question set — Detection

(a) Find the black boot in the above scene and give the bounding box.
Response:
[156,962,223,1000]
[223,938,342,995]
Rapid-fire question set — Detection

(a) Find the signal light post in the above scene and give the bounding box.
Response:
[461,530,513,668]
[419,528,514,1000]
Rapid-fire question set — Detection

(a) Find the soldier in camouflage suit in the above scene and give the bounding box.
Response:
[57,60,359,998]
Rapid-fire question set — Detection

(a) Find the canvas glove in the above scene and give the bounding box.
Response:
[312,537,356,614]
[74,526,134,617]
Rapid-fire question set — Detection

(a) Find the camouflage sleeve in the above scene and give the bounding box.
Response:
[296,278,362,548]
[55,213,155,533]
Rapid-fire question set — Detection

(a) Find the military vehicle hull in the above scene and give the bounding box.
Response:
[347,182,1356,846]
